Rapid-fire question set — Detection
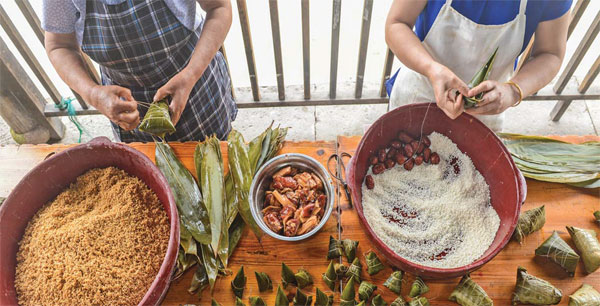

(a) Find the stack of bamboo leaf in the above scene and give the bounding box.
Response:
[155,125,287,294]
[499,134,600,188]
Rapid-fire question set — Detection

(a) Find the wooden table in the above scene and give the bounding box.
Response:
[0,136,598,305]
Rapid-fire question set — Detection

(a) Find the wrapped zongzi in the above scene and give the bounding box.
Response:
[594,211,600,225]
[513,205,546,243]
[372,294,387,306]
[358,281,377,301]
[391,296,408,306]
[249,296,266,306]
[231,265,247,298]
[254,271,273,292]
[512,266,562,305]
[235,297,246,306]
[275,285,290,306]
[295,268,313,289]
[365,251,385,275]
[567,226,600,274]
[343,239,359,263]
[384,270,404,295]
[448,274,493,306]
[315,287,332,306]
[282,263,297,288]
[340,277,357,306]
[346,257,362,283]
[409,277,429,298]
[568,284,600,306]
[334,263,349,279]
[138,99,175,138]
[211,299,221,306]
[322,261,336,290]
[293,288,313,306]
[327,236,343,259]
[535,231,579,276]
[408,297,430,306]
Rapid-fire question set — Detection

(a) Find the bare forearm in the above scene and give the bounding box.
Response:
[511,52,562,97]
[46,47,97,103]
[185,4,232,80]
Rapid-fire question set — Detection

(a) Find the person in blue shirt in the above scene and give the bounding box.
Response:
[385,0,571,131]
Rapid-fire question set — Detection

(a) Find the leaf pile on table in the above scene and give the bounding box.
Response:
[499,134,600,188]
[155,124,287,294]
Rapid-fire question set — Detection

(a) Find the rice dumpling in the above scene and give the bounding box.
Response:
[409,277,429,298]
[512,266,562,305]
[346,257,362,283]
[295,268,313,289]
[293,288,313,306]
[340,277,357,306]
[358,281,377,301]
[315,287,332,306]
[513,206,546,243]
[408,297,430,306]
[391,296,408,306]
[372,294,387,306]
[594,211,600,225]
[231,265,247,298]
[535,231,579,276]
[275,285,290,306]
[211,299,221,306]
[365,251,385,275]
[335,263,349,279]
[322,261,337,290]
[236,297,246,306]
[328,236,343,259]
[282,263,297,288]
[384,271,404,295]
[568,284,600,306]
[255,271,273,292]
[138,99,175,138]
[249,296,266,306]
[343,239,359,263]
[463,48,498,109]
[448,274,493,306]
[566,226,600,274]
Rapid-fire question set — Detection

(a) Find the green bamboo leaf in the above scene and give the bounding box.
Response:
[464,47,498,108]
[200,243,219,290]
[228,215,246,257]
[155,142,211,245]
[188,263,209,294]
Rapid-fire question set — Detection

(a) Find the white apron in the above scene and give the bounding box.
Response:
[389,0,527,131]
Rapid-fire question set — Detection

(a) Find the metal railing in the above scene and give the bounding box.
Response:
[1,0,598,123]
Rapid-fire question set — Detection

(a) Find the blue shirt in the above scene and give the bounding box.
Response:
[415,0,572,54]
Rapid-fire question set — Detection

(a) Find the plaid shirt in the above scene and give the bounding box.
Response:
[81,0,237,142]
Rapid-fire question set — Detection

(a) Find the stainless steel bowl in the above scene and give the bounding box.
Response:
[250,153,334,241]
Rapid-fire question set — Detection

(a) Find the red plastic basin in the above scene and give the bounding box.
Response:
[0,137,179,305]
[347,103,526,279]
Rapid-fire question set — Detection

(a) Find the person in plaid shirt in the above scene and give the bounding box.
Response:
[43,0,237,142]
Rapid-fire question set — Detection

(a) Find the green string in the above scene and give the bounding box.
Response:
[55,97,88,143]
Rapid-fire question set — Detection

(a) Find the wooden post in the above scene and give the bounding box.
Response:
[0,37,64,143]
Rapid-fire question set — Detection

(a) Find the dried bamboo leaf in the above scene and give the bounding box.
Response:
[249,296,266,306]
[255,271,273,292]
[138,99,175,138]
[322,261,336,290]
[567,226,600,274]
[195,137,228,265]
[448,274,493,306]
[535,231,579,276]
[512,266,562,305]
[358,281,377,301]
[346,257,362,283]
[391,296,408,306]
[342,239,359,263]
[293,288,313,306]
[340,277,357,306]
[384,270,404,295]
[372,294,387,306]
[315,287,332,306]
[188,264,209,294]
[295,268,313,289]
[155,142,211,245]
[464,47,498,108]
[365,251,385,275]
[569,284,600,306]
[200,244,219,290]
[327,236,343,259]
[409,277,429,298]
[235,297,246,306]
[408,297,430,306]
[228,130,263,240]
[282,263,298,288]
[512,205,545,243]
[231,265,246,298]
[275,285,290,306]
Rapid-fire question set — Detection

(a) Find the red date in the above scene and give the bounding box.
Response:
[390,140,402,149]
[422,135,431,147]
[372,163,385,175]
[398,132,414,144]
[404,158,415,171]
[404,144,414,157]
[396,154,407,165]
[369,155,379,165]
[387,148,398,159]
[415,156,424,165]
[385,159,396,169]
[378,149,387,163]
[423,148,432,163]
[365,175,375,189]
[430,152,440,164]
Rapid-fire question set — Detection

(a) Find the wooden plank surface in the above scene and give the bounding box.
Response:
[337,135,600,305]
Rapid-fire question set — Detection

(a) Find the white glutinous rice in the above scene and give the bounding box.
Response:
[362,132,500,268]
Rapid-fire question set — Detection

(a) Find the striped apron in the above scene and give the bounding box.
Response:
[81,0,237,142]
